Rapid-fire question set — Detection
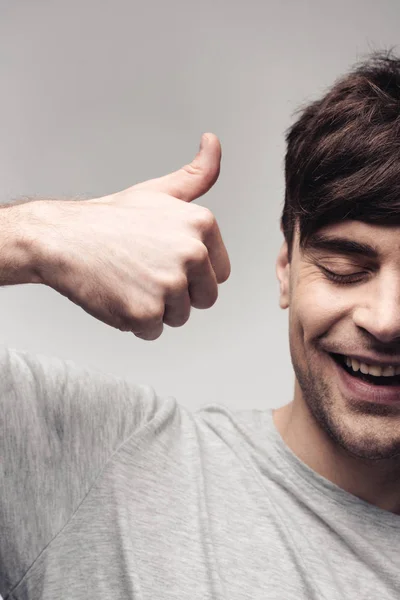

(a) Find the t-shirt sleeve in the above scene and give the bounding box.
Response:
[0,345,171,598]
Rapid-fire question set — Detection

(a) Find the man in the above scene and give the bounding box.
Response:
[1,50,400,599]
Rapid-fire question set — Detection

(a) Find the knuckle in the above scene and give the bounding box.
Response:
[144,309,165,326]
[129,304,164,328]
[196,207,216,230]
[189,206,216,233]
[181,162,203,177]
[162,273,188,295]
[189,241,209,264]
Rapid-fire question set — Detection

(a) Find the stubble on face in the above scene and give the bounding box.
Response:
[287,223,400,464]
[289,339,400,463]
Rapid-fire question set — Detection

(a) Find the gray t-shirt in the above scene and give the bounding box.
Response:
[1,345,400,599]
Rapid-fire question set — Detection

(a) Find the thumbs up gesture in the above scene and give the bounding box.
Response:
[33,133,231,340]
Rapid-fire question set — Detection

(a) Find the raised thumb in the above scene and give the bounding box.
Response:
[133,133,221,202]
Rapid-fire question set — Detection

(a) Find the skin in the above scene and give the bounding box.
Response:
[275,219,400,515]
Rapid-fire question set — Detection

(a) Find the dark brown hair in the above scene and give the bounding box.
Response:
[281,48,400,262]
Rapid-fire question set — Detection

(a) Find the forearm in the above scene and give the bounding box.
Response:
[0,200,44,287]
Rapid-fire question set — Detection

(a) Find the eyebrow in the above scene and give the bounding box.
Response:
[304,234,380,260]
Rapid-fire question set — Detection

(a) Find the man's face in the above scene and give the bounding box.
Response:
[277,219,400,461]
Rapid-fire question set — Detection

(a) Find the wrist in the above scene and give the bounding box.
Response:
[0,200,47,286]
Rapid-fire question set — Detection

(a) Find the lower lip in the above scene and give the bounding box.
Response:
[332,355,400,405]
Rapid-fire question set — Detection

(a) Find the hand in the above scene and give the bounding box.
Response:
[33,133,231,340]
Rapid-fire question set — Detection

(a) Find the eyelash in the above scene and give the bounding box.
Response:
[321,267,366,285]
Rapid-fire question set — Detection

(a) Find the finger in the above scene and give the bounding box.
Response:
[163,288,192,327]
[132,133,222,203]
[133,322,164,341]
[187,253,219,310]
[202,219,231,284]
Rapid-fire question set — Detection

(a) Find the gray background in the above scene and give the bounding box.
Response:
[0,0,398,410]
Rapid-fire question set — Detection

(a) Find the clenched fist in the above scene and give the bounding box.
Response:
[30,133,231,340]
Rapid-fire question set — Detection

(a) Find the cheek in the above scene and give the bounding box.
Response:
[291,282,345,340]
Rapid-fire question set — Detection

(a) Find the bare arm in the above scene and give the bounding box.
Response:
[0,200,43,287]
[0,133,231,340]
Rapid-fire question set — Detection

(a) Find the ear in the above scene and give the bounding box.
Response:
[276,234,290,310]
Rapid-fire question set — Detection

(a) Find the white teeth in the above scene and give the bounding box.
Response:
[360,362,369,375]
[345,356,400,377]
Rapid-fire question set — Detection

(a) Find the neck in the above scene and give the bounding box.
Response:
[273,383,400,515]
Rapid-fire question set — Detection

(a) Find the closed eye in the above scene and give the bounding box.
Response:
[320,267,367,285]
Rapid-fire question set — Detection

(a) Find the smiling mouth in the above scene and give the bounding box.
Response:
[330,353,400,387]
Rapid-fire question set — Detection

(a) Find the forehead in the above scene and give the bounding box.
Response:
[299,220,400,260]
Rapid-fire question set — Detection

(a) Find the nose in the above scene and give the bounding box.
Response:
[353,273,400,343]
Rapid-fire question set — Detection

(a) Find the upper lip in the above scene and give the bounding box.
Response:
[332,352,400,367]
